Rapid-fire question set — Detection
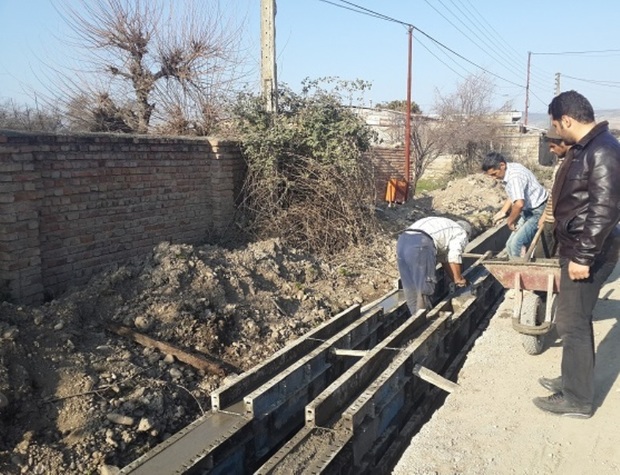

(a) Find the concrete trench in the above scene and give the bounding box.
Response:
[119,225,510,475]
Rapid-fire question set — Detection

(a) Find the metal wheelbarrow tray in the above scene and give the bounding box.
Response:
[480,256,560,355]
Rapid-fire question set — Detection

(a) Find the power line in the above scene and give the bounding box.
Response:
[456,0,549,87]
[563,74,620,89]
[458,0,523,64]
[318,0,526,90]
[415,35,471,82]
[422,0,528,83]
[412,28,524,88]
[533,49,620,56]
[318,0,409,27]
[529,89,550,108]
[432,0,550,90]
[527,51,620,104]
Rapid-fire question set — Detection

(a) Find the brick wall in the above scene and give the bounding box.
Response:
[0,131,245,304]
[365,147,408,200]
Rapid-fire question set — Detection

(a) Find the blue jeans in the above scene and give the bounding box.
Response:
[505,202,546,257]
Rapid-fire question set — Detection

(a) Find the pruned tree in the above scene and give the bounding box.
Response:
[52,0,246,134]
[433,72,506,174]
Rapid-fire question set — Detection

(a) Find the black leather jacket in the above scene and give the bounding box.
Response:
[552,121,620,266]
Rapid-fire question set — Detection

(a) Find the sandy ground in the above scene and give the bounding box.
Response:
[393,264,620,475]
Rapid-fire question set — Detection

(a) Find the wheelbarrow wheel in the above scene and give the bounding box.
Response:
[521,334,544,355]
[519,291,545,355]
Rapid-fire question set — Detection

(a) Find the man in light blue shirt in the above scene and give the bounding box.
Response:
[482,152,548,258]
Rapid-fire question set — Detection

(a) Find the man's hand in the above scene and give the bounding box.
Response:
[454,277,468,287]
[507,220,517,231]
[568,261,590,280]
[493,210,506,224]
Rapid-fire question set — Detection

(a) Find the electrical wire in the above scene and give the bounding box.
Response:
[457,0,523,64]
[422,0,528,83]
[533,49,620,56]
[431,0,550,90]
[456,0,549,87]
[414,35,471,82]
[562,74,620,89]
[412,28,524,88]
[318,0,526,90]
[318,0,409,27]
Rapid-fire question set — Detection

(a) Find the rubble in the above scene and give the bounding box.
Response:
[0,174,504,474]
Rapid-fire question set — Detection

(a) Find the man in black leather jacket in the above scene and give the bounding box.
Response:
[533,90,620,418]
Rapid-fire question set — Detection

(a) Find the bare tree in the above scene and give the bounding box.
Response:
[433,72,506,173]
[409,116,450,195]
[52,0,247,134]
[0,99,64,132]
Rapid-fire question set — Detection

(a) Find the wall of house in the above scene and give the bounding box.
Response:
[368,131,546,202]
[0,131,245,304]
[499,130,544,167]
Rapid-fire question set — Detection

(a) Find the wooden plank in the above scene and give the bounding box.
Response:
[412,364,459,393]
[107,324,229,377]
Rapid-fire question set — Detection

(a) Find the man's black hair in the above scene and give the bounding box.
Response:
[545,136,564,145]
[548,90,595,123]
[481,151,506,172]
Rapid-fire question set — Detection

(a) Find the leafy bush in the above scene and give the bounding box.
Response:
[232,78,379,254]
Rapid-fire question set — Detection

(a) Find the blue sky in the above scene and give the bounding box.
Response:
[2,0,620,115]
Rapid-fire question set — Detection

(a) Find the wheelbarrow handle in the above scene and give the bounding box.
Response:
[525,225,545,262]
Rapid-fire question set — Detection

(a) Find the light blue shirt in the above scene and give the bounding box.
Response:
[503,162,548,210]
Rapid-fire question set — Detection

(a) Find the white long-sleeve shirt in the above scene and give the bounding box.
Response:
[406,217,468,264]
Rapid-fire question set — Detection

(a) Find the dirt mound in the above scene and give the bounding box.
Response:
[0,174,503,474]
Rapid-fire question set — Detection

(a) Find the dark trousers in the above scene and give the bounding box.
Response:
[396,232,436,316]
[556,255,617,405]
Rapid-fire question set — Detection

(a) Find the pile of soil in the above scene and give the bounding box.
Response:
[0,174,505,474]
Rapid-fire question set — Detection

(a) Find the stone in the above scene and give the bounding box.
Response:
[137,417,154,433]
[99,464,121,475]
[106,413,134,426]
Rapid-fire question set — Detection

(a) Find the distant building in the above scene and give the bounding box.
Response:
[350,106,437,147]
[352,106,531,147]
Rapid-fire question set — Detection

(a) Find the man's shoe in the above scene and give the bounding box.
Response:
[533,392,592,418]
[538,376,562,393]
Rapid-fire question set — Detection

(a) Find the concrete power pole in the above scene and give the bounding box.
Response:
[261,0,277,112]
[555,72,561,96]
[524,51,531,126]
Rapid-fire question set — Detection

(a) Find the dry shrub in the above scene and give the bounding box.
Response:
[243,153,378,255]
[234,80,379,255]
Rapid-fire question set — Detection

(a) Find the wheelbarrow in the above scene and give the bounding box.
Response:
[476,227,560,355]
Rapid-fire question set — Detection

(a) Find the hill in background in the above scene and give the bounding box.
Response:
[528,110,620,130]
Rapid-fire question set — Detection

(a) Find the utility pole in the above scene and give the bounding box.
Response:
[524,51,531,126]
[554,72,561,96]
[261,0,277,112]
[404,25,413,201]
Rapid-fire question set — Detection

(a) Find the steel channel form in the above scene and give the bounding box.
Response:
[120,225,510,474]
